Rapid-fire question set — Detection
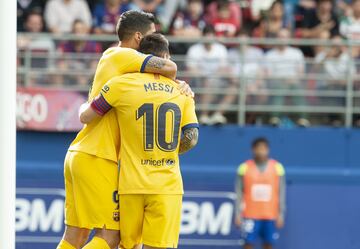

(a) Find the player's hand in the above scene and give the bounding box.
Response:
[78,102,90,119]
[234,215,242,227]
[176,79,195,98]
[276,216,284,229]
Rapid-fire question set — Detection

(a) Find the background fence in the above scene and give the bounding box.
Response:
[16,33,360,127]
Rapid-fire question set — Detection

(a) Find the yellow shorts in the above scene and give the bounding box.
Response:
[119,194,183,249]
[64,151,120,230]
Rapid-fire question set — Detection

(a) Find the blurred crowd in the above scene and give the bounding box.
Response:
[17,0,360,43]
[17,0,360,126]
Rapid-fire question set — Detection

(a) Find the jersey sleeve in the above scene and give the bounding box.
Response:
[100,79,123,107]
[90,78,123,115]
[237,163,248,176]
[117,49,153,73]
[181,97,199,132]
[275,162,285,176]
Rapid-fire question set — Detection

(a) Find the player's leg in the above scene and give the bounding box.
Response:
[241,219,260,249]
[82,228,120,249]
[83,228,120,249]
[57,225,91,249]
[142,194,182,249]
[75,154,121,249]
[57,152,91,249]
[261,220,278,249]
[119,194,145,249]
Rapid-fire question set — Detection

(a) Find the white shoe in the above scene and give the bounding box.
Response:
[210,113,227,125]
[199,114,212,125]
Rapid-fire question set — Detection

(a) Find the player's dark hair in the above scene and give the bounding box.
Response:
[138,33,169,57]
[116,10,155,41]
[252,137,269,148]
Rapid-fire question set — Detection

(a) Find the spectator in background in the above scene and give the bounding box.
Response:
[18,11,55,52]
[169,0,207,55]
[57,19,102,86]
[207,0,241,37]
[129,0,164,24]
[314,35,355,125]
[292,0,317,30]
[186,25,231,125]
[340,0,360,40]
[253,1,285,40]
[315,36,355,83]
[235,137,286,249]
[228,30,267,106]
[283,0,317,29]
[250,0,276,22]
[17,0,45,31]
[283,0,298,29]
[93,0,130,34]
[265,28,309,127]
[17,11,56,86]
[44,0,92,33]
[337,0,352,17]
[170,0,206,38]
[84,0,100,12]
[297,0,339,39]
[313,29,331,56]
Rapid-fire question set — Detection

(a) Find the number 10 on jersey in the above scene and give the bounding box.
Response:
[136,103,181,152]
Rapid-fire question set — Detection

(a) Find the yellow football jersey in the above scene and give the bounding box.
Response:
[98,73,198,194]
[68,47,151,163]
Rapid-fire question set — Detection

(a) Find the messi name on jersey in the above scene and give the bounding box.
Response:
[144,83,174,93]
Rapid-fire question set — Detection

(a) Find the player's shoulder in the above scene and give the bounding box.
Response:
[237,162,248,176]
[102,46,142,58]
[158,74,177,84]
[109,72,141,83]
[271,159,285,176]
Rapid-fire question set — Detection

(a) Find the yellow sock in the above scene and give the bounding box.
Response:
[82,237,111,249]
[57,240,76,249]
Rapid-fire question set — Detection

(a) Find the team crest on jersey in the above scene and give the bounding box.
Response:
[113,211,120,222]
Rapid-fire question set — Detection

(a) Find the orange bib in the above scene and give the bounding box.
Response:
[242,159,279,220]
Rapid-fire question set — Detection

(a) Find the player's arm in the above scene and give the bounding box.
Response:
[143,56,178,80]
[127,50,193,96]
[124,49,177,80]
[234,164,246,227]
[79,94,112,124]
[179,97,199,154]
[179,127,199,154]
[79,81,120,124]
[277,163,286,228]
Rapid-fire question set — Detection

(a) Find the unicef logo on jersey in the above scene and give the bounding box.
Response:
[141,158,176,166]
[166,159,175,166]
